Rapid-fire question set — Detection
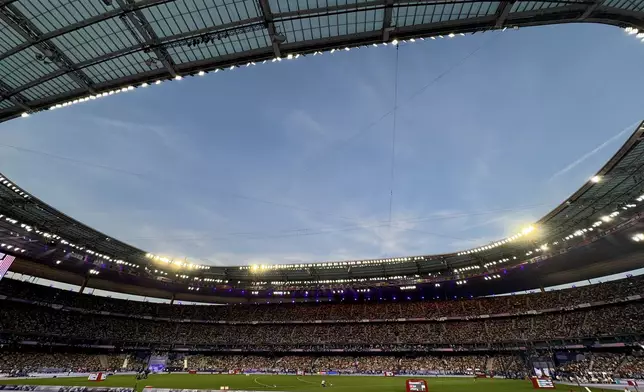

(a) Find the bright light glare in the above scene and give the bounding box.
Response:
[590,175,601,183]
[521,225,535,235]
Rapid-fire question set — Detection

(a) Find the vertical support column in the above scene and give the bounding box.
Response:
[170,292,176,305]
[79,276,89,293]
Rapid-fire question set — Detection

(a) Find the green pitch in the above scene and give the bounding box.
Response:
[0,374,603,392]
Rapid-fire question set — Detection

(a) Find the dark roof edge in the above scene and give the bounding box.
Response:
[538,121,644,225]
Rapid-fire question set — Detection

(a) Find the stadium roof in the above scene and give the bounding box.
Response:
[1,0,644,123]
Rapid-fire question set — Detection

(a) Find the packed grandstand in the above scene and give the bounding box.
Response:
[0,273,643,384]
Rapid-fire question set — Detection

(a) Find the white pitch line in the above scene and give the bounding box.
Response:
[296,376,320,385]
[253,377,277,388]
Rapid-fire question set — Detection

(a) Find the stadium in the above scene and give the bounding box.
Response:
[2,0,644,391]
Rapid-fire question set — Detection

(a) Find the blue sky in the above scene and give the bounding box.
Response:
[1,23,643,267]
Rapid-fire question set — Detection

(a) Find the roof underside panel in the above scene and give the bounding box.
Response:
[275,10,384,42]
[20,74,79,101]
[0,17,25,52]
[83,52,164,84]
[1,0,644,121]
[168,29,271,62]
[0,49,55,90]
[0,100,15,110]
[49,19,139,65]
[603,0,644,12]
[269,0,374,13]
[142,0,262,37]
[13,0,113,34]
[394,1,497,27]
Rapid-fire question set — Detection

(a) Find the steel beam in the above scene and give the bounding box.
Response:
[258,0,283,58]
[0,80,30,111]
[495,1,514,28]
[382,0,395,41]
[580,0,603,20]
[0,0,180,63]
[0,5,96,94]
[115,0,177,77]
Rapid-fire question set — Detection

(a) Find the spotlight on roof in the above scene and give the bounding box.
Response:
[521,225,535,235]
[633,233,644,242]
[590,175,601,183]
[273,33,286,44]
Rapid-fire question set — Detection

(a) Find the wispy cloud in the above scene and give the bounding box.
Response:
[548,121,639,181]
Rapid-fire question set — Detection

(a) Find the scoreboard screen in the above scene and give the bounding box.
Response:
[406,380,428,392]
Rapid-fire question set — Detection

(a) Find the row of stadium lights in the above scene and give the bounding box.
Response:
[394,181,644,285]
[243,255,424,272]
[14,31,477,120]
[0,176,31,199]
[0,242,26,253]
[0,207,142,271]
[233,185,644,291]
[457,176,640,266]
[625,27,644,41]
[249,274,425,286]
[456,225,535,256]
[519,182,644,255]
[145,252,210,270]
[0,214,36,254]
[1,173,138,268]
[483,257,513,268]
[47,175,643,289]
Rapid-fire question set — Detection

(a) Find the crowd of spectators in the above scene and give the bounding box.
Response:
[1,299,642,347]
[553,352,644,383]
[3,351,644,379]
[1,275,641,323]
[2,274,643,382]
[617,352,644,379]
[398,356,486,375]
[0,353,498,375]
[0,352,135,373]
